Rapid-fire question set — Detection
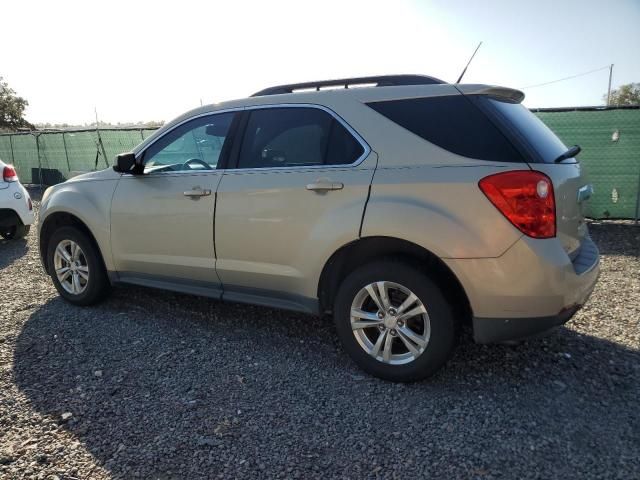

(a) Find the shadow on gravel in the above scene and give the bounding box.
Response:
[0,237,29,269]
[588,222,640,256]
[11,288,640,479]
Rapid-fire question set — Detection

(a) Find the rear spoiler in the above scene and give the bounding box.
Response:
[455,84,525,104]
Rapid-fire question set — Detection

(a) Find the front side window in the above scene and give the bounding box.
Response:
[142,112,236,173]
[236,107,364,169]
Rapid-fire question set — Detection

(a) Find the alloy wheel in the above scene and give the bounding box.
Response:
[350,281,431,365]
[53,239,90,295]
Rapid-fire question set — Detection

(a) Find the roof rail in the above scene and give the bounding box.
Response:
[251,74,445,97]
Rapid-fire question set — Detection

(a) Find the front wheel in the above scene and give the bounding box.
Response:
[334,260,457,382]
[0,224,30,240]
[46,226,111,305]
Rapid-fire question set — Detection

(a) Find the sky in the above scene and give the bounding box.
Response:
[2,0,639,125]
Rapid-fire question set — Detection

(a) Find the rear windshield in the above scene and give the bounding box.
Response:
[366,95,525,163]
[481,98,569,163]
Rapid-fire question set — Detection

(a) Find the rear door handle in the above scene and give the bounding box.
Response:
[183,187,212,197]
[306,180,344,192]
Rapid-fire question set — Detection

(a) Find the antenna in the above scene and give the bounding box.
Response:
[456,41,483,84]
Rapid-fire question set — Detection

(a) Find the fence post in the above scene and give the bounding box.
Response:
[8,134,15,164]
[140,129,144,141]
[95,129,109,168]
[635,168,640,224]
[61,131,72,176]
[33,133,43,189]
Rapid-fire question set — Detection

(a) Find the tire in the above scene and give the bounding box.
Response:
[0,224,30,240]
[334,260,457,382]
[46,226,111,305]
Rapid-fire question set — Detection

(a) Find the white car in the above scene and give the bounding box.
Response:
[0,159,35,240]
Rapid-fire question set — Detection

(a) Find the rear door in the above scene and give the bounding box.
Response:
[214,105,376,310]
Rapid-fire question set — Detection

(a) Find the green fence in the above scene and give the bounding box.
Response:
[0,128,157,186]
[533,106,640,220]
[0,107,639,219]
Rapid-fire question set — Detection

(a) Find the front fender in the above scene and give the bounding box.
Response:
[39,178,119,271]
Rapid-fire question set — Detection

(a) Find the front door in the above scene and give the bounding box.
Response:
[110,112,237,291]
[214,106,376,310]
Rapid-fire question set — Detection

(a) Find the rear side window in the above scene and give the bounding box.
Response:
[366,96,524,163]
[481,98,568,163]
[237,107,364,168]
[326,119,365,165]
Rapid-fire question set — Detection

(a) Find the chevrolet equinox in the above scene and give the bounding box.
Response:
[38,75,599,381]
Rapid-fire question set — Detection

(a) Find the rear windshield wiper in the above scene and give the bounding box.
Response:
[554,145,581,163]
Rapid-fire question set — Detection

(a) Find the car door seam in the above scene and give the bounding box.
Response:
[358,151,379,237]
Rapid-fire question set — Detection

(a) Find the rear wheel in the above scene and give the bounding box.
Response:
[0,224,30,240]
[46,226,110,305]
[334,260,457,382]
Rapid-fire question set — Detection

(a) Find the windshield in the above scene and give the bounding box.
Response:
[485,98,570,163]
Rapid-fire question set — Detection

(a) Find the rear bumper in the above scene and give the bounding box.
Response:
[473,301,586,344]
[444,234,600,343]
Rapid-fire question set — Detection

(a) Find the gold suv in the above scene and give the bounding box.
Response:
[39,75,599,381]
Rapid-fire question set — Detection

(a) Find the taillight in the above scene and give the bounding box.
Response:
[28,198,33,211]
[3,165,18,182]
[479,170,556,238]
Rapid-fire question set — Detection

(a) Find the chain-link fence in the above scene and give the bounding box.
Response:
[0,106,639,220]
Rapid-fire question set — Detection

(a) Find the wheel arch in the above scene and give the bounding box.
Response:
[318,236,472,324]
[39,212,108,276]
[0,209,23,228]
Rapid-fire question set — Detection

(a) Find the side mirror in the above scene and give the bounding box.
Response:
[113,152,141,174]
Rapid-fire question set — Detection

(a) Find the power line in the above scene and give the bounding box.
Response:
[520,65,611,89]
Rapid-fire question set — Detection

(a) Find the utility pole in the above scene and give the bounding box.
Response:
[606,64,614,106]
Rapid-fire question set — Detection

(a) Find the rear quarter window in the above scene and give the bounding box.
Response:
[480,98,569,163]
[366,95,525,163]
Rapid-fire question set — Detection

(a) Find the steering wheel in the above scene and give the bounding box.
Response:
[182,158,213,170]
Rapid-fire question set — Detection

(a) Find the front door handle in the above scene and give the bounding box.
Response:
[183,187,212,197]
[306,180,344,192]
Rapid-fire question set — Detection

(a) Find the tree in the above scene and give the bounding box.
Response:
[605,83,640,106]
[0,76,33,131]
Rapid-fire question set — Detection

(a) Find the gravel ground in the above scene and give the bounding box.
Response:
[1,196,638,479]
